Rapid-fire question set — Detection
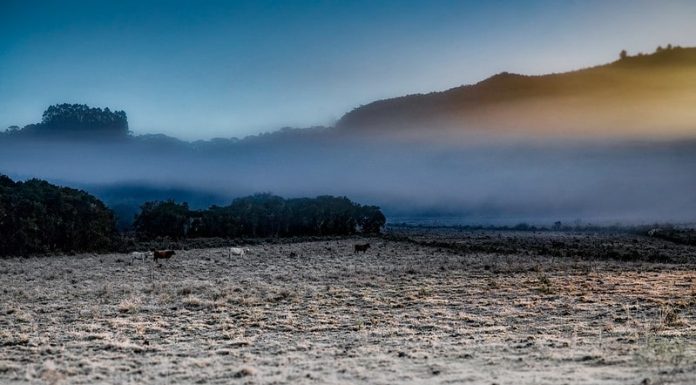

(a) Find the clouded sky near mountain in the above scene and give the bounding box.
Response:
[2,0,696,140]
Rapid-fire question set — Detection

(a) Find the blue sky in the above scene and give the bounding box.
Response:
[2,0,696,140]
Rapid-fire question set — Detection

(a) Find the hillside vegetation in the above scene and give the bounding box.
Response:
[337,46,696,138]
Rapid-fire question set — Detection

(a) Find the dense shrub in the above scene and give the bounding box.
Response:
[0,175,119,256]
[134,193,386,240]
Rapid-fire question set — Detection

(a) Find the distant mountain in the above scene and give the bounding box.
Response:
[337,46,696,138]
[3,47,696,225]
[6,48,696,145]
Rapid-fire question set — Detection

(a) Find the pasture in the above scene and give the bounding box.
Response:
[0,231,695,384]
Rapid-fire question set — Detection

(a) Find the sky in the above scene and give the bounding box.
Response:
[1,0,696,140]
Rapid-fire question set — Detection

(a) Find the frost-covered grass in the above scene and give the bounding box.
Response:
[0,234,695,384]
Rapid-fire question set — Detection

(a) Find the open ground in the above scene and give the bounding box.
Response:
[1,230,695,384]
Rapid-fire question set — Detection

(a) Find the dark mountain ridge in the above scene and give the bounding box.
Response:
[336,46,696,138]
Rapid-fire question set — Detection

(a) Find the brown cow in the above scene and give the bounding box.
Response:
[354,243,370,253]
[152,250,176,263]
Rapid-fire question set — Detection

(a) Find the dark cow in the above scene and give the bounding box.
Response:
[153,249,176,263]
[354,243,371,253]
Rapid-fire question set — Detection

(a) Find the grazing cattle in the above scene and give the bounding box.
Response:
[229,247,250,258]
[354,243,371,253]
[130,251,149,264]
[153,250,176,263]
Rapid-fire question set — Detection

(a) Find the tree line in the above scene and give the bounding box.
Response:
[133,194,386,240]
[0,175,386,256]
[4,103,129,138]
[0,175,119,256]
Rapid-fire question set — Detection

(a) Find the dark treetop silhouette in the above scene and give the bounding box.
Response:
[0,175,386,257]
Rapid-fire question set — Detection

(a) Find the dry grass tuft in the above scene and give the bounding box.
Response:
[233,367,257,378]
[117,297,141,314]
[536,273,555,294]
[659,304,686,329]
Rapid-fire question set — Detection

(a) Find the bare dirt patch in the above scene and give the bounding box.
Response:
[1,232,695,384]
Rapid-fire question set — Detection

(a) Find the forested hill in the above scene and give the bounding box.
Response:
[336,46,696,138]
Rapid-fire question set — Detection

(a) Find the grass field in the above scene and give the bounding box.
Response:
[1,231,695,384]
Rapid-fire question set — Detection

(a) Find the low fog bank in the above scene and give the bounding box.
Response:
[1,134,696,226]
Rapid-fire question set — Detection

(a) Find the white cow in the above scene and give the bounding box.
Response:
[229,247,250,258]
[130,251,149,263]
